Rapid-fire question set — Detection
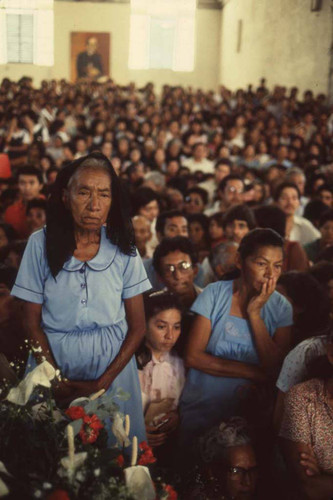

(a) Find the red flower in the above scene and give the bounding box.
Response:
[116,454,125,467]
[83,414,103,431]
[138,441,156,465]
[78,413,103,444]
[164,485,177,500]
[138,448,156,466]
[65,406,86,420]
[46,490,70,500]
[79,426,99,444]
[139,441,150,452]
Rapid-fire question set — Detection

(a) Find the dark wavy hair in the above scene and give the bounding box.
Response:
[136,290,182,369]
[46,152,136,277]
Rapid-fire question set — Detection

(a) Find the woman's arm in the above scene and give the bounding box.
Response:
[184,314,267,382]
[280,439,333,500]
[247,279,291,377]
[98,294,146,391]
[22,301,58,368]
[273,389,286,433]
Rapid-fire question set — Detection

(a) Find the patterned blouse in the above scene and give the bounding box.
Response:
[279,378,333,473]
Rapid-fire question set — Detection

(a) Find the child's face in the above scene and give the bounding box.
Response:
[209,220,224,241]
[18,175,42,201]
[146,309,181,355]
[27,207,46,233]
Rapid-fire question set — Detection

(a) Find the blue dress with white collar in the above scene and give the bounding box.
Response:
[11,226,151,444]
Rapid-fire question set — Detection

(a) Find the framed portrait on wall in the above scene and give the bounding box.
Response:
[70,32,110,82]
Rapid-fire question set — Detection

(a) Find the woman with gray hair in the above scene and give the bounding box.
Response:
[184,417,258,500]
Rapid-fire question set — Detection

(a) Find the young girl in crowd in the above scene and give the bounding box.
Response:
[208,212,225,247]
[188,213,210,262]
[137,291,185,463]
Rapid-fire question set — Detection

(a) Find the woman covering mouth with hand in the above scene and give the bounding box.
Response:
[179,228,293,451]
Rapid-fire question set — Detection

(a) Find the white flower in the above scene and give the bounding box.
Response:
[6,361,56,406]
[124,466,155,500]
[34,490,42,498]
[60,452,87,471]
[112,412,131,448]
[94,468,101,477]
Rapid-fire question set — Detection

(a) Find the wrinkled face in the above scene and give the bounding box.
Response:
[320,220,333,245]
[133,217,151,246]
[225,220,250,244]
[189,221,205,245]
[18,175,42,201]
[241,246,283,293]
[225,445,258,500]
[0,228,9,248]
[65,167,112,233]
[139,200,159,222]
[163,216,188,239]
[209,219,224,241]
[159,250,195,295]
[27,207,46,233]
[185,193,205,214]
[276,187,300,217]
[222,180,244,208]
[146,308,181,355]
[319,190,333,208]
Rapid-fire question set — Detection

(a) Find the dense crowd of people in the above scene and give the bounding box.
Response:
[0,75,333,499]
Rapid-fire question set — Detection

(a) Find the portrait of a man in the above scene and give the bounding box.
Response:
[71,32,110,81]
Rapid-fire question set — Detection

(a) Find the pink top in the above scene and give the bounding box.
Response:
[138,351,185,413]
[280,378,333,473]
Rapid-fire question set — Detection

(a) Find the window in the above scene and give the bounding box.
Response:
[0,0,54,65]
[129,0,196,72]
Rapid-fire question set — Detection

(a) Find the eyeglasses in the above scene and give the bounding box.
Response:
[227,466,258,479]
[162,261,193,276]
[225,186,244,194]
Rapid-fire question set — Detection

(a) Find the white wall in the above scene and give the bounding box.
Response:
[219,0,332,95]
[0,2,221,91]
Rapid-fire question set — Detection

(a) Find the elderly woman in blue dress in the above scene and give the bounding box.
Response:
[180,229,293,447]
[11,152,151,442]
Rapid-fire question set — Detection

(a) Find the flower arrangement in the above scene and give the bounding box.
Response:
[0,360,177,499]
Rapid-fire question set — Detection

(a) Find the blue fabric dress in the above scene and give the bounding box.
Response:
[11,227,151,444]
[179,280,293,444]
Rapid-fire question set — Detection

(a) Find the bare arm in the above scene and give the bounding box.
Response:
[98,294,146,390]
[184,314,267,382]
[273,389,286,433]
[248,316,291,377]
[21,301,58,368]
[248,278,291,377]
[280,438,333,500]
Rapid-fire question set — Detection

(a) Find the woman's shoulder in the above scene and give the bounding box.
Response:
[287,378,324,403]
[267,290,292,312]
[202,280,233,296]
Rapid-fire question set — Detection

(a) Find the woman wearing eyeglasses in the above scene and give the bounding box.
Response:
[179,229,293,451]
[183,417,258,500]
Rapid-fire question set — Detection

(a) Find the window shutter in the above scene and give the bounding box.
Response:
[6,12,33,63]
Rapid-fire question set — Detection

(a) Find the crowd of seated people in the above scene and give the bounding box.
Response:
[0,75,333,498]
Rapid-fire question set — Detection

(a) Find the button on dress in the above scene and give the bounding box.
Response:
[12,226,151,443]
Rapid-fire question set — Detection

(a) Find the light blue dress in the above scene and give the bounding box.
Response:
[11,227,151,444]
[179,280,293,444]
